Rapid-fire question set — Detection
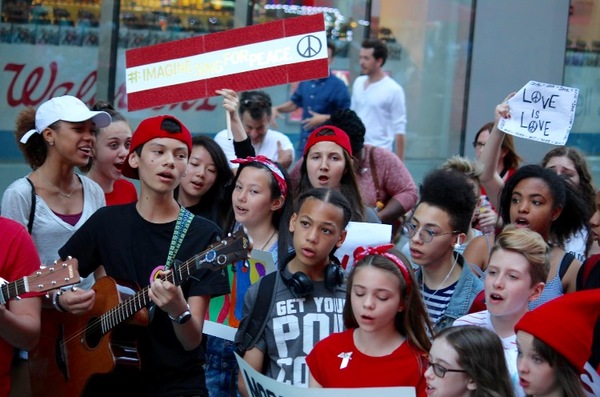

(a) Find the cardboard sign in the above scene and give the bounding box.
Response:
[498,81,579,145]
[204,249,275,341]
[235,353,416,397]
[334,222,392,273]
[125,13,329,111]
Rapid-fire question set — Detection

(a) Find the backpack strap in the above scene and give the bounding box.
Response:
[235,271,278,358]
[558,252,576,280]
[25,177,36,235]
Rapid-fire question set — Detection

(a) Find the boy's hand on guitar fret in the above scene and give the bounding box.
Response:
[148,275,187,319]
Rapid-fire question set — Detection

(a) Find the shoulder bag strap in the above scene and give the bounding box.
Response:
[25,177,36,235]
[368,147,383,203]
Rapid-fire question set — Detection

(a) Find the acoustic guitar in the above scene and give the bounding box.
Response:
[29,230,250,397]
[0,257,80,304]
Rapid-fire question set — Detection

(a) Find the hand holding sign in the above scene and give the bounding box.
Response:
[497,81,579,145]
[217,88,242,140]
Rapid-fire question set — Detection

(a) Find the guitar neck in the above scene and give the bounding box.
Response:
[0,259,79,305]
[0,278,28,304]
[98,234,246,334]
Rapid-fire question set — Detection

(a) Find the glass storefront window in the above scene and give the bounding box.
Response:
[0,0,475,191]
[250,0,474,171]
[372,0,473,165]
[1,0,102,46]
[118,0,234,48]
[564,0,600,171]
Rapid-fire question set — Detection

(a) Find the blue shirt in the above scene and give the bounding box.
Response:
[291,72,350,139]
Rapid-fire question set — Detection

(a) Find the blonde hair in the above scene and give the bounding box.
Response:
[441,155,483,189]
[490,225,550,285]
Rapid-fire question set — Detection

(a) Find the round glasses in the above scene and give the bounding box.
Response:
[427,362,467,378]
[403,223,458,244]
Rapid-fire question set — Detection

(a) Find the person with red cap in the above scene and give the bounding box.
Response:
[49,115,230,396]
[515,289,600,397]
[294,125,380,223]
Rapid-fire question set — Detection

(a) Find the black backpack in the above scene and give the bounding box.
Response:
[234,272,277,358]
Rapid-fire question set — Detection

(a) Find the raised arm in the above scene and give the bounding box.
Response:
[478,93,515,209]
[217,89,255,158]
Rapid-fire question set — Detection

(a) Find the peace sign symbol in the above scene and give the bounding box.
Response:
[297,35,322,58]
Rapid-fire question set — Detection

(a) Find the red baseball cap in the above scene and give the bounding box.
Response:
[121,115,192,179]
[303,125,353,157]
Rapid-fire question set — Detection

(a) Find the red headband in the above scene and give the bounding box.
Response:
[353,244,412,293]
[231,155,288,201]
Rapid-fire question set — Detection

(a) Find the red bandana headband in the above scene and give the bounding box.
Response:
[231,155,288,201]
[353,244,412,293]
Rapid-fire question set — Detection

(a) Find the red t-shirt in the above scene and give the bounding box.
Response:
[105,179,138,206]
[306,329,427,396]
[0,217,42,396]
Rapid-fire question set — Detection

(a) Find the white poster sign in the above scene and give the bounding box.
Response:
[235,353,416,397]
[498,80,578,145]
[334,221,392,273]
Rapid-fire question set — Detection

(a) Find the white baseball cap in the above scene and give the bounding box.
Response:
[20,95,112,144]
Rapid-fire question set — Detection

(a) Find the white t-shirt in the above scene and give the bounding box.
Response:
[213,128,294,167]
[351,75,406,151]
[454,310,525,397]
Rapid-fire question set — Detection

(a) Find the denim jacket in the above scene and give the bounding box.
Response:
[416,253,484,333]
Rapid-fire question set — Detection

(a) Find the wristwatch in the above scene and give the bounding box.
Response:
[169,304,192,324]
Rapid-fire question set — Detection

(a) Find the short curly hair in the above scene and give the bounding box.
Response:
[15,106,52,169]
[417,168,477,234]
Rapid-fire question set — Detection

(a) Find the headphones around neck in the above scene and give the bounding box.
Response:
[280,254,345,298]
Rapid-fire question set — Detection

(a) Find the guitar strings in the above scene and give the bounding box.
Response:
[57,241,227,348]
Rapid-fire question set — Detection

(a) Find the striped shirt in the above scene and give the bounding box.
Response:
[421,282,457,325]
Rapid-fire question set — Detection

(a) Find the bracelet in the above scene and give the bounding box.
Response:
[52,290,66,312]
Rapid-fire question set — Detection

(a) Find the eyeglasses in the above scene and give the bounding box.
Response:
[403,223,458,244]
[472,141,485,149]
[427,362,467,378]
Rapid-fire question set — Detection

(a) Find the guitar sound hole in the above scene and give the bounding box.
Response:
[84,316,104,349]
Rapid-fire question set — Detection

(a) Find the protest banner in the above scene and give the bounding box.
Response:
[204,249,275,341]
[125,13,329,111]
[334,222,392,273]
[498,81,579,145]
[235,353,416,397]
